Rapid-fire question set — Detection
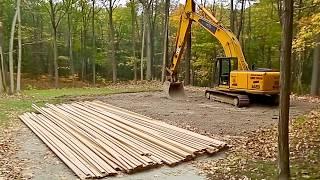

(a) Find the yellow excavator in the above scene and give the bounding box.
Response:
[164,0,280,107]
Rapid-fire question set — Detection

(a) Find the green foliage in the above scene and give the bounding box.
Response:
[0,0,316,92]
[245,0,281,68]
[191,27,218,86]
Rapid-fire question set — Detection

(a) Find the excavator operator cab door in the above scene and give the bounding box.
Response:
[215,57,238,87]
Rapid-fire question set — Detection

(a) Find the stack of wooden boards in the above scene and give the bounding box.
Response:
[19,100,227,179]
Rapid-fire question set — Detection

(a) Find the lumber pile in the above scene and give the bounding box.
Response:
[19,100,227,179]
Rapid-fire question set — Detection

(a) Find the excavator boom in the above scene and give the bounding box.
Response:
[167,0,249,78]
[165,0,249,97]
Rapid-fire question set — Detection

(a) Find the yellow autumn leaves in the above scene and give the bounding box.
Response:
[293,11,320,52]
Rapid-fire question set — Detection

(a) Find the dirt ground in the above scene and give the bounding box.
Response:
[14,88,318,179]
[97,88,317,138]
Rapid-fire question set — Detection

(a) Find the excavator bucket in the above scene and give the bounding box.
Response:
[163,81,185,98]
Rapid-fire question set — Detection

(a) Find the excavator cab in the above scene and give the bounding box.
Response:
[215,57,238,87]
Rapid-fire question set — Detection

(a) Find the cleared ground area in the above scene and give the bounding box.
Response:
[98,89,315,137]
[14,88,317,179]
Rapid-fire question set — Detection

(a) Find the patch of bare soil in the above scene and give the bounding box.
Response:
[95,88,317,138]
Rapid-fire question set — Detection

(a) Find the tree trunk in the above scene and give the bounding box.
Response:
[0,21,4,92]
[53,29,59,88]
[161,0,170,83]
[141,16,145,81]
[296,53,303,94]
[0,2,8,89]
[145,8,152,81]
[261,43,265,65]
[291,0,302,93]
[211,47,217,87]
[108,9,117,83]
[92,0,96,85]
[47,43,53,80]
[185,28,191,85]
[81,58,85,80]
[9,6,18,95]
[267,46,272,68]
[191,65,194,85]
[278,0,293,178]
[80,5,86,81]
[236,0,245,40]
[0,44,5,91]
[277,0,283,24]
[150,0,158,80]
[131,0,137,82]
[49,0,59,88]
[80,27,85,81]
[68,10,74,87]
[39,17,45,76]
[191,59,195,85]
[230,0,235,32]
[311,35,320,96]
[0,46,3,93]
[0,3,3,92]
[16,0,22,92]
[246,0,252,64]
[31,15,41,77]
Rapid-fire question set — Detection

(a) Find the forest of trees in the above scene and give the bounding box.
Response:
[0,0,319,95]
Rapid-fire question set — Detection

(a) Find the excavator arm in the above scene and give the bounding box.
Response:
[167,0,249,82]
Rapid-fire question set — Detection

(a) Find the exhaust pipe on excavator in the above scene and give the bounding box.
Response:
[163,81,185,98]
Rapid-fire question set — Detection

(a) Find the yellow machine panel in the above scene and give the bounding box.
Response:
[230,71,248,89]
[247,72,279,93]
[229,71,279,94]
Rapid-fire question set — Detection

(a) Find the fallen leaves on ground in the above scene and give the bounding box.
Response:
[22,77,163,90]
[107,80,162,91]
[0,122,24,179]
[291,94,320,104]
[196,105,320,179]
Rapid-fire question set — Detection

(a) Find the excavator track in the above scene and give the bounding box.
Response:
[205,89,250,107]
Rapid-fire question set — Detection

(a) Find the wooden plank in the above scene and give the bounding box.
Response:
[20,100,228,179]
[20,114,90,179]
[42,106,137,172]
[26,113,97,177]
[57,103,151,156]
[75,102,195,158]
[114,115,213,150]
[34,106,122,171]
[32,105,133,172]
[48,104,147,169]
[58,103,183,165]
[34,113,117,175]
[113,113,216,145]
[92,101,226,147]
[58,103,184,162]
